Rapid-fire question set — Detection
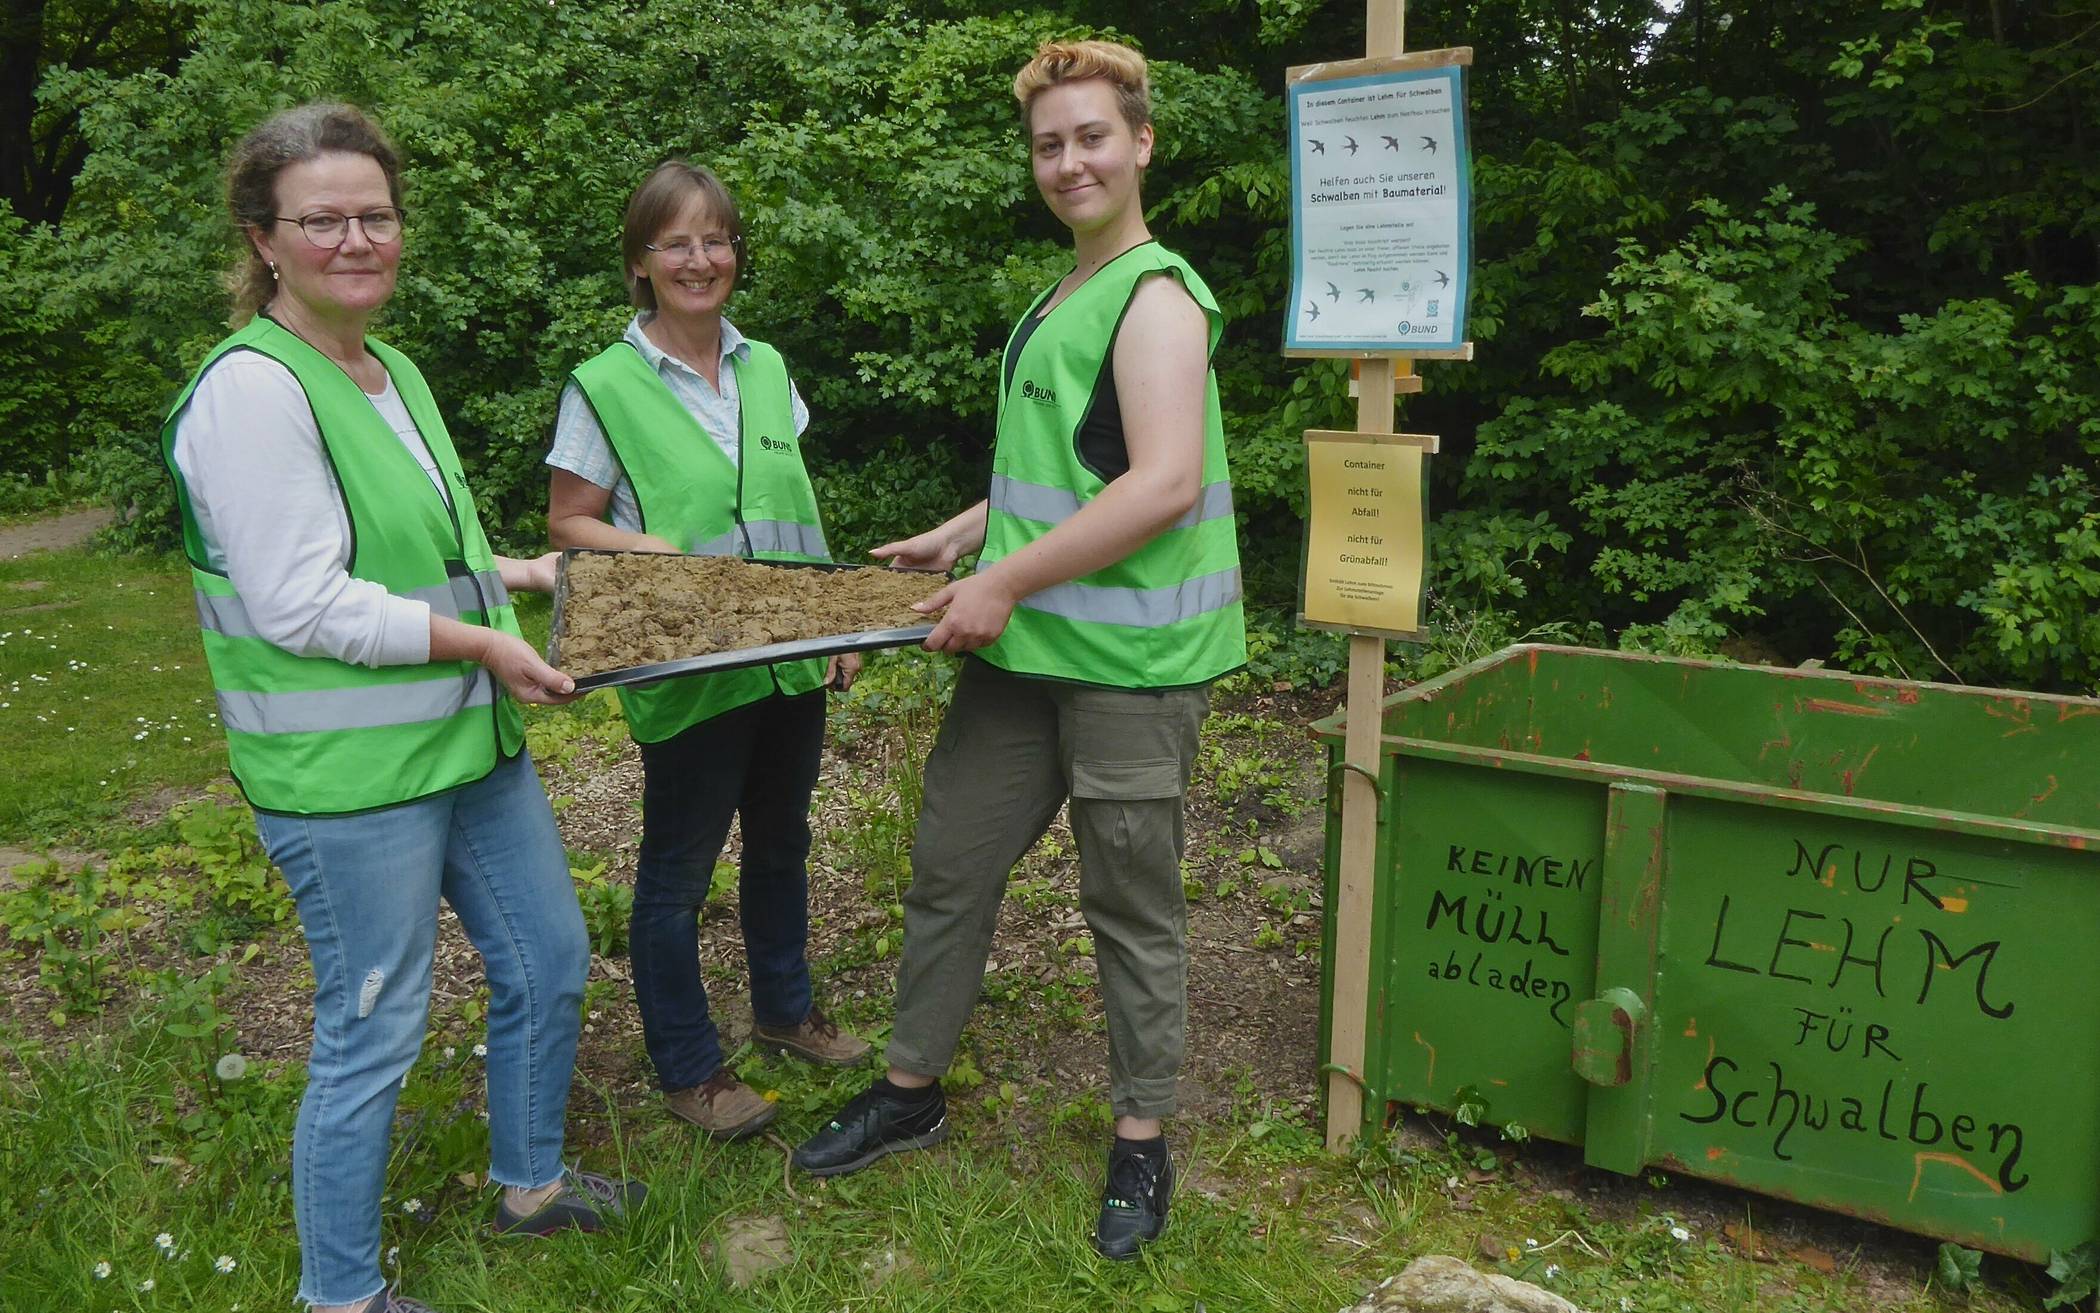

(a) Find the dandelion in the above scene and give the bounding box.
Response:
[214,1255,236,1274]
[763,1089,781,1102]
[1669,1225,1691,1243]
[215,1053,249,1081]
[402,1198,423,1215]
[93,1260,112,1279]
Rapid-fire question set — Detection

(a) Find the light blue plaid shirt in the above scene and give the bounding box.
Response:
[546,313,810,532]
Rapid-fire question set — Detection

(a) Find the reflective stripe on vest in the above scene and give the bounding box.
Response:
[689,520,830,559]
[1020,566,1243,629]
[216,669,493,735]
[990,473,1236,531]
[192,570,507,639]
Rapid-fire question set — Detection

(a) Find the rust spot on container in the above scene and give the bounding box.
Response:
[2059,703,2100,723]
[1910,1152,2003,1202]
[2031,775,2058,806]
[1574,748,1592,761]
[1682,1017,1697,1038]
[1897,687,1920,705]
[1414,1032,1437,1087]
[1706,1146,1727,1162]
[1801,698,1889,717]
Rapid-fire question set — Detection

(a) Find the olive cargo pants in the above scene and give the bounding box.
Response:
[885,656,1210,1118]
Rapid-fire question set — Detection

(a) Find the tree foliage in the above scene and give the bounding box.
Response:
[3,0,2097,691]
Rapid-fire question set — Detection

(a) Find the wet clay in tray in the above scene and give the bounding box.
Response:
[555,552,945,677]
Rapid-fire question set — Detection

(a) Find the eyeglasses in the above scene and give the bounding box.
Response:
[271,208,406,248]
[644,236,740,264]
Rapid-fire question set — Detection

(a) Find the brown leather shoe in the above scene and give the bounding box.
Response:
[754,1005,872,1067]
[664,1069,779,1140]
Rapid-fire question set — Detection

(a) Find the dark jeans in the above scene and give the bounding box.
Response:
[631,688,825,1090]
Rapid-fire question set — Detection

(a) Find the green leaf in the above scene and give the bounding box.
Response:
[1935,1242,1981,1292]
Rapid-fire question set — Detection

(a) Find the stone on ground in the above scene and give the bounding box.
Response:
[711,1214,793,1288]
[1345,1255,1587,1313]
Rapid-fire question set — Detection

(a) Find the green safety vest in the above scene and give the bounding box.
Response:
[567,337,828,742]
[161,316,526,816]
[978,242,1246,689]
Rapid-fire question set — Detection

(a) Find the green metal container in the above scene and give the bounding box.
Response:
[1314,644,2100,1260]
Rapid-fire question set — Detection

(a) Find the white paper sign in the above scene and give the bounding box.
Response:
[1285,63,1471,353]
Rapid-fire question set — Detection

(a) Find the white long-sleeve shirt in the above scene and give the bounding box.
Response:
[171,352,449,668]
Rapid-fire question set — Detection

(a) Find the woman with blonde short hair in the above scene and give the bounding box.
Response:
[794,39,1245,1261]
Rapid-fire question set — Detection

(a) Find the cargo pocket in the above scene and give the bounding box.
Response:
[1069,756,1184,802]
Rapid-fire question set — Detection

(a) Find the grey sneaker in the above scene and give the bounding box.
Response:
[490,1169,646,1236]
[376,1289,436,1313]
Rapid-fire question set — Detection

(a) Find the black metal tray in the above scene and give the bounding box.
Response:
[546,549,938,692]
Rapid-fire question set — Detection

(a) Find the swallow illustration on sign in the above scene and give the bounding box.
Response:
[1381,134,1400,150]
[1310,138,1326,155]
[1325,281,1340,301]
[1358,288,1376,303]
[1433,269,1451,289]
[1305,301,1321,322]
[1420,136,1437,153]
[1343,136,1359,156]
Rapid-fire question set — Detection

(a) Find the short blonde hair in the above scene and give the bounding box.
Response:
[1012,39,1151,134]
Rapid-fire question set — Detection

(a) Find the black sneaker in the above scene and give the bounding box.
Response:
[792,1080,948,1177]
[1093,1139,1173,1259]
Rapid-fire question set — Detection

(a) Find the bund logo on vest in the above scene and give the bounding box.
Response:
[758,435,795,454]
[1019,378,1058,406]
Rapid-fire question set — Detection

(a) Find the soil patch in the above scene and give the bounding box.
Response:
[0,508,113,559]
[554,553,944,676]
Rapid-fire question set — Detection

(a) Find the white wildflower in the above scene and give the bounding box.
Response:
[402,1198,423,1214]
[1523,1237,1539,1249]
[93,1260,112,1279]
[214,1255,236,1274]
[155,1232,175,1256]
[385,1245,399,1267]
[442,1046,456,1061]
[138,1278,156,1292]
[1545,1264,1562,1279]
[472,1043,487,1058]
[1669,1225,1691,1243]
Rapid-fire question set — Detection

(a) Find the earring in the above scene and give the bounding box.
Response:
[267,261,278,282]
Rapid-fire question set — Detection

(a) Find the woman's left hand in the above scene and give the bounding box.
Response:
[500,552,563,595]
[919,573,1018,653]
[825,651,863,692]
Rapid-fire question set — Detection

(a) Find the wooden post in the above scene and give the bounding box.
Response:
[1326,0,1410,1156]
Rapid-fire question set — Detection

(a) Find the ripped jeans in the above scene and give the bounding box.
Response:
[255,750,588,1308]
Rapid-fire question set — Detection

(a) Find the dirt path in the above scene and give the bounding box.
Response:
[0,507,113,559]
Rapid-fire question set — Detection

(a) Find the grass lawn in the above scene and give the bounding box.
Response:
[0,537,2074,1313]
[0,549,224,846]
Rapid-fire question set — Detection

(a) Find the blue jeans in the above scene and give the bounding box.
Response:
[630,689,824,1090]
[255,750,588,1308]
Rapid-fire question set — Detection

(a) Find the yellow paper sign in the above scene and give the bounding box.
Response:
[1298,429,1434,639]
